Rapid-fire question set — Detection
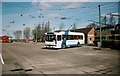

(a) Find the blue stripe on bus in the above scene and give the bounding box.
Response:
[69,44,77,47]
[65,44,84,47]
[61,40,66,48]
[62,43,84,48]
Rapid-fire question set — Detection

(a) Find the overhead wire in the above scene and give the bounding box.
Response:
[3,2,117,28]
[3,2,118,35]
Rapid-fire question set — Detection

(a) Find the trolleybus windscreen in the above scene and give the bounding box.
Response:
[45,35,56,41]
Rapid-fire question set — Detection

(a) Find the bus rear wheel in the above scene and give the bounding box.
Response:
[62,44,66,49]
[77,42,80,47]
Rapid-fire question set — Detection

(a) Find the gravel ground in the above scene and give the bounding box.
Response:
[1,42,119,75]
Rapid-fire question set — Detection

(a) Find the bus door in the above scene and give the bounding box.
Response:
[57,35,62,47]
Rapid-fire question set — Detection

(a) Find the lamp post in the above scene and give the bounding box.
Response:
[98,5,102,48]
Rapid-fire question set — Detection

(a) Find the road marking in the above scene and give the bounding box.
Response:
[0,54,4,64]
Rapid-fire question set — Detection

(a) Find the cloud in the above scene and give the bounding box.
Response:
[63,2,82,9]
[3,0,119,2]
[31,1,82,10]
[32,0,119,2]
[39,2,53,9]
[48,13,62,18]
[31,0,91,2]
[31,1,53,10]
[31,0,83,10]
[31,0,39,6]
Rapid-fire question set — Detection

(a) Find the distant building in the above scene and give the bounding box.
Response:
[94,24,120,49]
[71,27,95,45]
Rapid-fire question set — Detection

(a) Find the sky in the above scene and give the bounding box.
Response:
[1,0,119,38]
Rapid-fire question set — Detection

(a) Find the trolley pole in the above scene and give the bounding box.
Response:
[98,5,102,48]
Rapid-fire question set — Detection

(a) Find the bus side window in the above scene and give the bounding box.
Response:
[57,35,61,41]
[78,35,83,40]
[76,36,79,40]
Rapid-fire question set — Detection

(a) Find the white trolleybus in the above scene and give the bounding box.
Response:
[45,31,85,48]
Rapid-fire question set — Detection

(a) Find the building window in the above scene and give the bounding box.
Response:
[102,37,105,40]
[116,36,120,40]
[95,33,97,36]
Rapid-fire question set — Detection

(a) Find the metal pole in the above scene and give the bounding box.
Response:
[118,1,120,24]
[98,5,102,48]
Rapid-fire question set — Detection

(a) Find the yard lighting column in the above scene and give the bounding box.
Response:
[98,5,102,48]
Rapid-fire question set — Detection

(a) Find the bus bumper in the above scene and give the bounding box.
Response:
[44,45,58,48]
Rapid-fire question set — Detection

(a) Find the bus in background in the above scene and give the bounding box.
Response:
[45,31,85,48]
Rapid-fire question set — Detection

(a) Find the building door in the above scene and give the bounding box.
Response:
[89,37,92,44]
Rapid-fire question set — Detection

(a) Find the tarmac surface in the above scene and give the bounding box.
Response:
[1,42,120,75]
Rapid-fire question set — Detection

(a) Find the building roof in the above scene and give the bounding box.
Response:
[95,25,115,30]
[71,27,93,34]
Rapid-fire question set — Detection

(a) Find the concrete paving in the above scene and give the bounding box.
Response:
[1,42,119,75]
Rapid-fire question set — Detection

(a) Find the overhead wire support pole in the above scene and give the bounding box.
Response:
[98,5,102,48]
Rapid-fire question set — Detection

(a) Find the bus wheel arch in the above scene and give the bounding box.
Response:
[77,42,80,47]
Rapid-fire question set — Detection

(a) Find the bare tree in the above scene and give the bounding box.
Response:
[32,29,36,39]
[13,30,22,39]
[35,24,42,41]
[32,24,42,42]
[32,21,51,42]
[44,23,47,33]
[47,21,51,32]
[23,27,30,38]
[37,24,42,40]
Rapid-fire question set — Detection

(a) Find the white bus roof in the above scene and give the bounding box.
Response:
[45,31,84,35]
